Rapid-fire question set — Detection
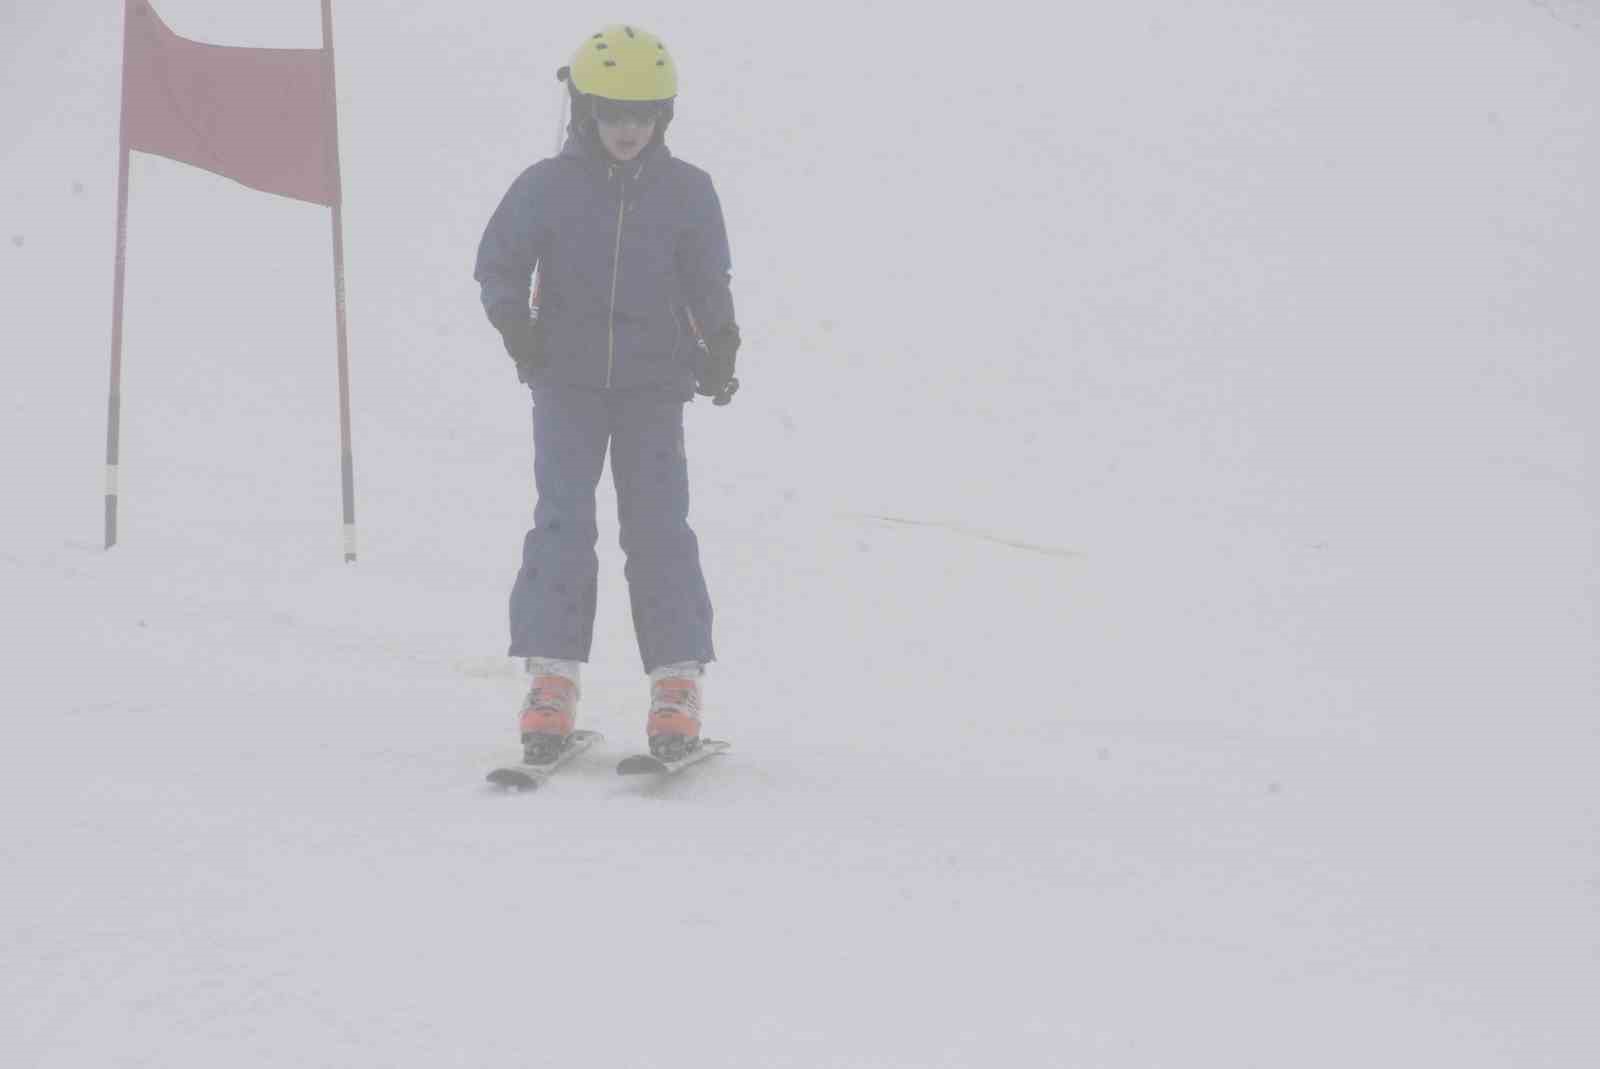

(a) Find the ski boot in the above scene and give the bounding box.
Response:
[646,663,704,762]
[518,661,580,765]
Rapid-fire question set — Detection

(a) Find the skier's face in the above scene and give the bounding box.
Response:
[595,112,657,162]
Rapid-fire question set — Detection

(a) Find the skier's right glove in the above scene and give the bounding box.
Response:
[496,315,545,383]
[696,323,740,406]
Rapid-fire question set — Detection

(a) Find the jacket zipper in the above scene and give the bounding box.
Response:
[605,167,627,389]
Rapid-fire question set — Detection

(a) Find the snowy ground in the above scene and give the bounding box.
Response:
[3,1,1597,1066]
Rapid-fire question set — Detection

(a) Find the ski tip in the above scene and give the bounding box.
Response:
[486,767,543,790]
[616,754,666,776]
[485,730,604,789]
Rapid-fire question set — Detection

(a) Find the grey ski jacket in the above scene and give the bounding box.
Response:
[474,136,736,394]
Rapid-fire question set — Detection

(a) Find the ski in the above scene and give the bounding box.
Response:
[486,730,603,790]
[616,738,730,776]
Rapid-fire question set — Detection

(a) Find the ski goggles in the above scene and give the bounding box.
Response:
[591,98,667,126]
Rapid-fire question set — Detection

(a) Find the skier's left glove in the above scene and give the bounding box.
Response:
[696,324,740,406]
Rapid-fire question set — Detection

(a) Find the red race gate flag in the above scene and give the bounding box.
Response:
[107,1,357,561]
[122,0,338,205]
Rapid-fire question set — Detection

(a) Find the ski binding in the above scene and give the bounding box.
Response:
[616,738,730,776]
[486,730,603,790]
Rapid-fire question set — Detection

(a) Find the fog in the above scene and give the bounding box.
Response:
[3,1,1596,1065]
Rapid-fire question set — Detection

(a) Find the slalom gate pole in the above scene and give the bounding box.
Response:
[323,0,358,562]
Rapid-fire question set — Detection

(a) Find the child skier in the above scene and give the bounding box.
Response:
[473,25,740,764]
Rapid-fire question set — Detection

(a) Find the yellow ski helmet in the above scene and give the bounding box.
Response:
[565,25,677,102]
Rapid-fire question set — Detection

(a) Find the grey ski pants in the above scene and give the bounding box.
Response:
[508,382,714,673]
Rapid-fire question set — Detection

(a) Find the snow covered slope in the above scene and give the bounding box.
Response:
[3,1,1596,1065]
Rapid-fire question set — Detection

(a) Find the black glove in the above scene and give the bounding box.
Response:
[497,316,545,383]
[696,323,740,405]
